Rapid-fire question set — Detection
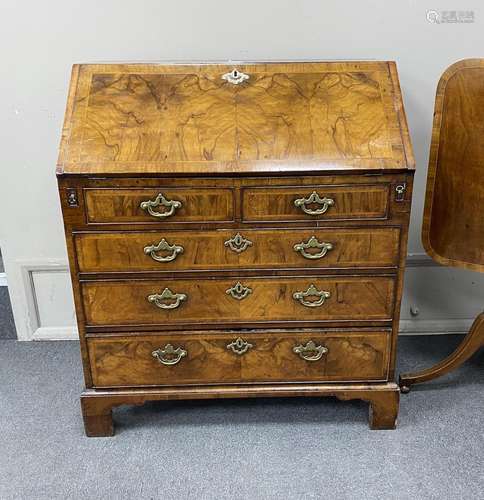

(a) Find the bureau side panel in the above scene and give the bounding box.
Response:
[388,172,414,378]
[57,177,93,387]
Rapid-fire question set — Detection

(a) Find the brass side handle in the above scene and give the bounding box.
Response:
[293,284,331,308]
[294,191,335,216]
[140,193,182,219]
[294,236,333,260]
[293,340,328,361]
[226,281,252,300]
[226,337,254,355]
[224,233,253,253]
[144,238,184,263]
[147,287,187,310]
[152,344,187,365]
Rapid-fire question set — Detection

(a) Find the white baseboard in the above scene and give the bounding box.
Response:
[399,319,472,336]
[31,326,79,341]
[6,259,75,341]
[26,322,469,341]
[5,256,479,341]
[405,253,439,267]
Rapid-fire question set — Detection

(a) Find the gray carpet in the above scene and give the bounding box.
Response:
[0,336,482,500]
[0,250,15,340]
[0,288,16,339]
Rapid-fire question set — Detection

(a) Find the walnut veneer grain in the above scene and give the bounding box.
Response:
[87,330,391,387]
[58,62,414,175]
[75,227,400,273]
[81,276,395,327]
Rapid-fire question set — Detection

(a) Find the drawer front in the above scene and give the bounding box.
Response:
[88,330,391,387]
[243,184,390,222]
[82,276,395,327]
[84,188,234,224]
[75,227,400,273]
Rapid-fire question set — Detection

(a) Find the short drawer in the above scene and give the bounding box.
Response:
[84,187,234,224]
[242,184,390,222]
[75,227,401,273]
[81,276,395,327]
[87,330,391,387]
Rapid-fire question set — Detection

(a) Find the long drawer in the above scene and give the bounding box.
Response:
[81,276,395,327]
[87,330,391,387]
[75,227,401,273]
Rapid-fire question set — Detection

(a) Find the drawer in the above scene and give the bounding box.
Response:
[242,184,390,222]
[87,330,391,387]
[81,276,395,327]
[84,188,234,224]
[75,227,400,273]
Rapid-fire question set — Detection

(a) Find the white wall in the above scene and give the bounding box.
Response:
[0,0,482,340]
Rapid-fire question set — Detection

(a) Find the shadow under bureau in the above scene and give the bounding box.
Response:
[57,61,414,436]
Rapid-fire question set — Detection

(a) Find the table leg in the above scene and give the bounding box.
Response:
[399,312,484,393]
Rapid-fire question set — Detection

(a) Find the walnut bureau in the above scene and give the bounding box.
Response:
[56,61,414,436]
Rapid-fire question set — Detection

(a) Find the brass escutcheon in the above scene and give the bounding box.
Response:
[226,337,254,355]
[221,69,250,85]
[224,233,253,253]
[226,282,252,300]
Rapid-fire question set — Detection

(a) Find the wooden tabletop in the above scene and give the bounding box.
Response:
[422,59,484,272]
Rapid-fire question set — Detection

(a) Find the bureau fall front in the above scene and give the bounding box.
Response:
[56,61,414,436]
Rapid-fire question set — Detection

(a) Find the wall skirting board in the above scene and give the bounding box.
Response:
[403,254,474,335]
[5,259,77,341]
[32,326,79,341]
[3,255,483,341]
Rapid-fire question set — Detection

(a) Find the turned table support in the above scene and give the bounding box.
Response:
[399,312,484,393]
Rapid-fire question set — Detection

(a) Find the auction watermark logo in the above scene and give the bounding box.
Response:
[427,10,475,23]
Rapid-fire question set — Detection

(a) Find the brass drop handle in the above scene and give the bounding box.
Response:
[293,284,331,308]
[294,191,335,215]
[140,193,182,219]
[293,341,328,361]
[152,344,187,365]
[147,287,187,309]
[144,238,184,262]
[294,236,333,260]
